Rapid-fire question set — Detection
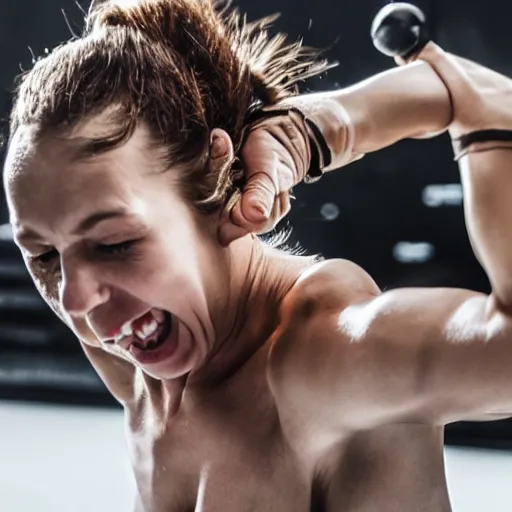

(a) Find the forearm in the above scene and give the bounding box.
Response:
[459,149,512,310]
[286,60,452,171]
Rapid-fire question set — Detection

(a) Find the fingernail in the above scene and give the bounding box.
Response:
[253,202,270,220]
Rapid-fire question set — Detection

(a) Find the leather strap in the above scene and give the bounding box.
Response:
[245,105,333,184]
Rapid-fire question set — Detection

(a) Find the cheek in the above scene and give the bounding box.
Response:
[131,241,205,290]
[29,265,95,342]
[121,226,212,307]
[155,216,212,276]
[29,266,62,315]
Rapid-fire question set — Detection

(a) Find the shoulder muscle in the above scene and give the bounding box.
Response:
[280,258,380,320]
[268,259,378,413]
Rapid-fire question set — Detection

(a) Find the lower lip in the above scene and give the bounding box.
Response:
[130,318,180,366]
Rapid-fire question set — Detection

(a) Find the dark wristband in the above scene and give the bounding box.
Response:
[245,106,332,183]
[452,129,512,160]
[303,117,333,183]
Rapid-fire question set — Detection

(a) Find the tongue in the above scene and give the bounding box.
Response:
[133,330,161,350]
[134,336,160,350]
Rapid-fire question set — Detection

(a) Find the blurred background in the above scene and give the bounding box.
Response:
[1,0,512,510]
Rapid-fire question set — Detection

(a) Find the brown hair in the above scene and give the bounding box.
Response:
[9,0,331,212]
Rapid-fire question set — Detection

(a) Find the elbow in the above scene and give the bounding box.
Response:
[488,290,512,319]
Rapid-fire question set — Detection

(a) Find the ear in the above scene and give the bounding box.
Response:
[208,128,234,173]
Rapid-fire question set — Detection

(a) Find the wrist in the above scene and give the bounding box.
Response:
[284,94,365,176]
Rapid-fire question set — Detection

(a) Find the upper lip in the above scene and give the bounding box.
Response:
[97,309,152,344]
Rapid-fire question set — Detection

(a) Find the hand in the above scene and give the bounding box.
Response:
[218,110,311,245]
[402,42,512,139]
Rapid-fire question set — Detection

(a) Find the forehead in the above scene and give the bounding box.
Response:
[5,112,126,179]
[4,122,166,238]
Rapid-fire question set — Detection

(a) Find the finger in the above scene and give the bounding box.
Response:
[254,191,292,235]
[233,171,277,226]
[217,187,268,246]
[276,191,292,220]
[239,129,282,215]
[218,189,292,244]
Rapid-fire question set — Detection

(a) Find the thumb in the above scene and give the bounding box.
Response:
[217,179,272,246]
[217,172,275,246]
[231,171,276,227]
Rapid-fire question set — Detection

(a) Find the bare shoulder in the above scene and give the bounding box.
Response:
[269,259,512,429]
[266,259,378,429]
[280,258,380,318]
[268,259,379,382]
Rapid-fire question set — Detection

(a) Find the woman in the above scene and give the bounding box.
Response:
[5,0,512,510]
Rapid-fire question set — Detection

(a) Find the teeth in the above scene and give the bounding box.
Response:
[135,319,159,340]
[121,321,133,337]
[145,319,159,336]
[114,310,166,344]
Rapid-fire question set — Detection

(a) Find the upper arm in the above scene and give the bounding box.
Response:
[269,260,512,429]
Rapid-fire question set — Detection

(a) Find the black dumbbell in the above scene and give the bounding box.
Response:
[371,2,430,60]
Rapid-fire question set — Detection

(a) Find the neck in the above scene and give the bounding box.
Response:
[191,235,315,386]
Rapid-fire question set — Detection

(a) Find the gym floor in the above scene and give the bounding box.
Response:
[1,401,511,511]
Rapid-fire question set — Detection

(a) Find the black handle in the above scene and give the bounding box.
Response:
[371,3,430,59]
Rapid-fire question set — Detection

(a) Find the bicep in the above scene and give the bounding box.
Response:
[272,282,512,430]
[339,287,512,426]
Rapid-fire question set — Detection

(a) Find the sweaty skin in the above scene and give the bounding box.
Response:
[5,45,512,511]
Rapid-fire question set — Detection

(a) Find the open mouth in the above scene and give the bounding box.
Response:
[112,308,173,350]
[110,308,184,368]
[130,309,173,352]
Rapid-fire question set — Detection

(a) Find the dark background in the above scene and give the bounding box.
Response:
[0,0,511,447]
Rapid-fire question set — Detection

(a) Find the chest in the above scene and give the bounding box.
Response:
[126,388,449,512]
[127,380,314,512]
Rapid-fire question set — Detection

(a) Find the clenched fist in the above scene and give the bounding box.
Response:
[217,109,313,245]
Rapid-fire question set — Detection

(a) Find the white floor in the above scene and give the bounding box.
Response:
[1,401,512,512]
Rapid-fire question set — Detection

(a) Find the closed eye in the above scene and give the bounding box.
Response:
[95,240,136,255]
[33,249,59,265]
[29,240,138,267]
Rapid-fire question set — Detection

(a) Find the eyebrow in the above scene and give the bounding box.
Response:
[72,209,129,235]
[15,209,130,245]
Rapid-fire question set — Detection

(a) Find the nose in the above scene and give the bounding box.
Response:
[59,256,109,318]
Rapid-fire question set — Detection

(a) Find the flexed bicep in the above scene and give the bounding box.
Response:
[269,261,512,431]
[337,287,512,426]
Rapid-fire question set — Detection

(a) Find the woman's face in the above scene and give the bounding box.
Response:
[4,122,226,380]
